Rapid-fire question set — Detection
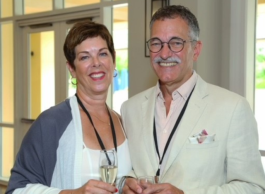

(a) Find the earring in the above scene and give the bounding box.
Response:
[113,69,118,77]
[71,77,77,85]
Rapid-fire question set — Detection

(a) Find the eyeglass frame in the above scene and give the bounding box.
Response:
[146,37,196,53]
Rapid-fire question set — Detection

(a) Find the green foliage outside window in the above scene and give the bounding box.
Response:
[116,56,128,75]
[256,47,265,89]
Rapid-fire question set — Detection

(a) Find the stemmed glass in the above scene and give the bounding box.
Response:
[99,149,118,185]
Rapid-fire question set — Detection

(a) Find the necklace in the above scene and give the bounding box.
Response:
[75,93,117,152]
[90,113,110,126]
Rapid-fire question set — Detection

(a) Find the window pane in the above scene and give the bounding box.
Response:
[29,31,55,119]
[112,4,128,113]
[102,0,122,1]
[0,0,13,17]
[64,0,100,8]
[24,0,52,14]
[0,22,14,123]
[0,127,14,179]
[256,1,265,151]
[255,39,265,151]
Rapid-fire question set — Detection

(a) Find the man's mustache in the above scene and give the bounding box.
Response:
[153,57,182,64]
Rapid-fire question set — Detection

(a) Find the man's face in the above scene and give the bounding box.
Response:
[150,17,202,88]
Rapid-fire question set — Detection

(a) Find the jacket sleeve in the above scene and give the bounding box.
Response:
[6,101,71,194]
[13,184,61,194]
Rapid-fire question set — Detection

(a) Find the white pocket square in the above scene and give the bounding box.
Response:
[189,130,216,144]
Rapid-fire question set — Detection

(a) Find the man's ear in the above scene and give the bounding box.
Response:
[66,62,76,78]
[193,41,202,62]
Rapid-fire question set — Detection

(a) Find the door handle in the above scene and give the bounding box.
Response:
[21,118,35,124]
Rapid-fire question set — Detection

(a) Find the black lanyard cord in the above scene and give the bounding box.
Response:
[153,86,195,178]
[75,93,117,153]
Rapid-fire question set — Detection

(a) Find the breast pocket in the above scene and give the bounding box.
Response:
[184,141,220,163]
[181,141,222,172]
[180,141,225,180]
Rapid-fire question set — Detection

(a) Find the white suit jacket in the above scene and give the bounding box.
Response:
[120,75,265,194]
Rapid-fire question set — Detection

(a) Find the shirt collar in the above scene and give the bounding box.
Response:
[155,70,198,101]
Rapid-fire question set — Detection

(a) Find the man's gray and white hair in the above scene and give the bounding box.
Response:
[150,5,200,41]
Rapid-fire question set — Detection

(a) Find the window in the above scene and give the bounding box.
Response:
[256,0,265,168]
[24,0,52,14]
[0,22,14,180]
[64,0,100,8]
[0,0,13,17]
[112,4,128,113]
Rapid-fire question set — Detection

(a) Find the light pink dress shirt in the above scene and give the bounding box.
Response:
[154,71,198,176]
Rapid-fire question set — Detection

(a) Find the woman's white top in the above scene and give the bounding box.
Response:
[82,139,132,185]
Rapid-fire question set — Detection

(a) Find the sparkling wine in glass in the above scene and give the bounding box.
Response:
[99,149,118,185]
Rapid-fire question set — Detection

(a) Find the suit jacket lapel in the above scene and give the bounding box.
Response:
[141,88,159,172]
[161,76,209,178]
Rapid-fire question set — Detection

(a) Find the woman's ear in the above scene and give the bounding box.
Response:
[66,62,76,78]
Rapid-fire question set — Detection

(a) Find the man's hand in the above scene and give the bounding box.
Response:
[142,183,184,194]
[122,178,142,194]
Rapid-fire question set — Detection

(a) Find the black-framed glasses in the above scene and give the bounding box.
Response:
[146,37,195,53]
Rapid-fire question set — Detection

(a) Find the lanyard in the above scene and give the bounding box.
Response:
[153,86,195,182]
[75,93,117,152]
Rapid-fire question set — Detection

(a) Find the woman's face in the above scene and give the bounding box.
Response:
[68,36,115,96]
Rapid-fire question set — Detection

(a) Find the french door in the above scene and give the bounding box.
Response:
[18,22,67,145]
[15,17,99,155]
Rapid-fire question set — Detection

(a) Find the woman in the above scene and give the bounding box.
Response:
[6,21,132,194]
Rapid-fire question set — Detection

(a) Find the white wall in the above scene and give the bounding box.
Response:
[128,0,256,109]
[128,0,157,97]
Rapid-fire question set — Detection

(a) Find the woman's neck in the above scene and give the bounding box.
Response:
[76,90,108,114]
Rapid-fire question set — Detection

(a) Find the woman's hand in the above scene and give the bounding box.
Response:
[60,179,118,194]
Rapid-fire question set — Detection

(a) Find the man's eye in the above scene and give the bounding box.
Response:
[170,41,183,47]
[151,42,161,47]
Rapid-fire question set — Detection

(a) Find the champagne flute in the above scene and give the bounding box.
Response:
[99,149,118,185]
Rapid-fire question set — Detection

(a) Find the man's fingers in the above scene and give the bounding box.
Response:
[123,178,142,194]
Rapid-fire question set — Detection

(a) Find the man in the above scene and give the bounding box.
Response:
[120,5,265,194]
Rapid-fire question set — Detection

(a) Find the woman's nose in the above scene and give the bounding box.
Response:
[92,56,101,67]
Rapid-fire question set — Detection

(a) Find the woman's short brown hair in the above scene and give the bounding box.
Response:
[63,20,115,69]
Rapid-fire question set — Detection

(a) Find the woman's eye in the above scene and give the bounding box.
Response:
[99,52,108,57]
[80,55,89,61]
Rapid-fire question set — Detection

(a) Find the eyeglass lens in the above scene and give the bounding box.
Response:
[147,38,185,53]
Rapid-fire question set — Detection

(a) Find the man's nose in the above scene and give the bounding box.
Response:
[160,43,172,59]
